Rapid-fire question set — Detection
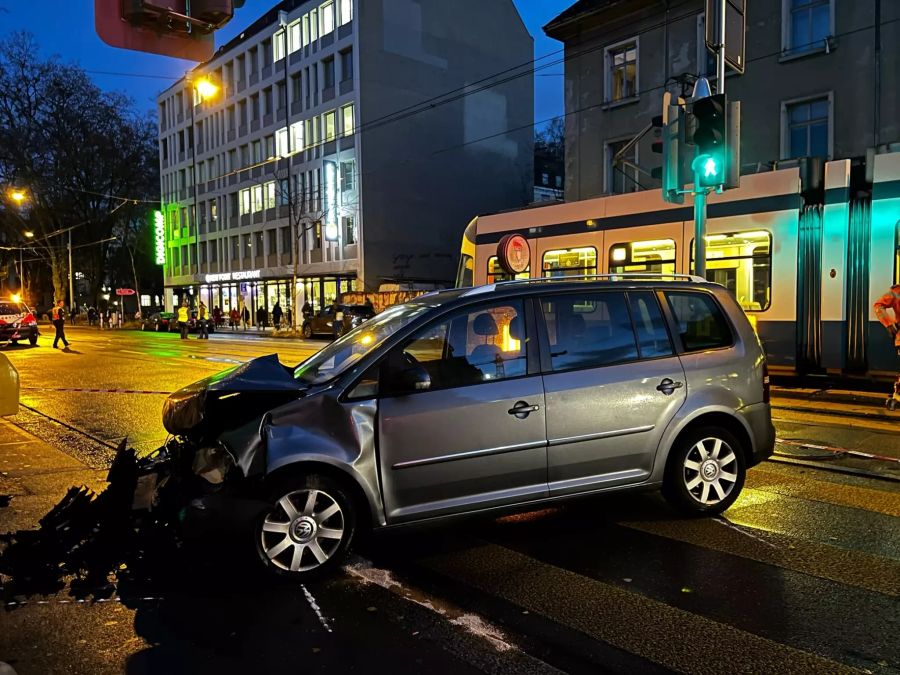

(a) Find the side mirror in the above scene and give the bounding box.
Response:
[396,363,431,392]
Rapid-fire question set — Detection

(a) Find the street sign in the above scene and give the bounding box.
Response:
[116,288,136,296]
[705,0,746,74]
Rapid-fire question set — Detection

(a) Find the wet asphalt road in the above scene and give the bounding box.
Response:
[0,326,899,674]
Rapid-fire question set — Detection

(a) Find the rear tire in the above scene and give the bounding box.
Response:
[662,426,746,516]
[254,473,356,580]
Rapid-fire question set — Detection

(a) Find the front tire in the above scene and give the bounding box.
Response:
[663,426,746,516]
[255,474,356,579]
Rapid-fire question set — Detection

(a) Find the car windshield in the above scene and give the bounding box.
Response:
[294,303,432,385]
[0,303,24,316]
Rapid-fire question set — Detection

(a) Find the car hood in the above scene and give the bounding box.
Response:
[162,354,305,436]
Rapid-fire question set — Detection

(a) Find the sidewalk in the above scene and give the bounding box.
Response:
[771,385,899,420]
[0,418,106,535]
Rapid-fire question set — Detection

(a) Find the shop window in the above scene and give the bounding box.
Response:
[689,231,772,311]
[542,247,597,277]
[609,239,676,275]
[487,256,529,284]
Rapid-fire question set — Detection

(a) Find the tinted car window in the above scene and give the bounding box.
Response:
[628,291,673,358]
[389,300,527,393]
[540,292,638,371]
[664,291,733,351]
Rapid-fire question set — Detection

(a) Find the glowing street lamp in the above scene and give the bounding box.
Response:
[8,189,26,204]
[23,231,34,238]
[194,77,219,102]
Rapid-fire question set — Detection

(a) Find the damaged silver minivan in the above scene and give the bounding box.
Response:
[128,276,774,578]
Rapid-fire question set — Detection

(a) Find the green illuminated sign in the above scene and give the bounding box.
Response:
[153,209,165,265]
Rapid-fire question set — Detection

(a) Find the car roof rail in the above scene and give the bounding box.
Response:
[492,273,708,286]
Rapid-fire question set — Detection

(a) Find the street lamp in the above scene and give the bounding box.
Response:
[9,189,26,204]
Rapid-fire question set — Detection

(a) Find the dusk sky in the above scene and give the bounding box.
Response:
[0,1,571,128]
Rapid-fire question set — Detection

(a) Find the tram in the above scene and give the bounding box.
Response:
[456,151,900,380]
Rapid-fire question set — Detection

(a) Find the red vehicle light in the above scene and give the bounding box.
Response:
[21,313,36,327]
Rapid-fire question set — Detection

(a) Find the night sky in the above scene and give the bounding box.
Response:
[0,0,570,127]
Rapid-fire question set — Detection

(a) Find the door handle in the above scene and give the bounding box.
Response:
[508,401,540,418]
[656,378,684,395]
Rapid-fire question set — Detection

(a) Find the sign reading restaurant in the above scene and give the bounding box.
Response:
[204,270,262,284]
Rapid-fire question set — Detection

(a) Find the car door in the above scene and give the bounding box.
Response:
[537,290,686,496]
[377,298,548,523]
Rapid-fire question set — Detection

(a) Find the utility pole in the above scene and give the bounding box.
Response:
[68,228,75,310]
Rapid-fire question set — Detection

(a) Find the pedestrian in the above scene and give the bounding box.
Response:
[256,305,268,330]
[177,300,190,339]
[241,305,250,330]
[198,301,209,339]
[213,305,223,328]
[302,300,312,319]
[272,301,283,330]
[87,306,97,326]
[364,297,374,312]
[50,300,70,349]
[230,307,239,331]
[286,307,293,328]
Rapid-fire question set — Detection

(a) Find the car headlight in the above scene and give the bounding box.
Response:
[191,445,234,485]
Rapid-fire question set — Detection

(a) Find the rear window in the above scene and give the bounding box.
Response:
[664,291,733,351]
[0,303,24,316]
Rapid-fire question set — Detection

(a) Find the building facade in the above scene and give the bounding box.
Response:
[157,0,533,317]
[545,0,900,201]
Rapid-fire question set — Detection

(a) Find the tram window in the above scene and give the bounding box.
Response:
[457,254,474,287]
[487,256,529,284]
[543,247,597,278]
[689,231,771,311]
[609,239,676,275]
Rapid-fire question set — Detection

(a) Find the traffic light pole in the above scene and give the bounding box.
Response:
[692,166,710,280]
[717,0,727,95]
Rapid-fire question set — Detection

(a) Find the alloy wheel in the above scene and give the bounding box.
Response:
[259,488,345,573]
[682,437,739,506]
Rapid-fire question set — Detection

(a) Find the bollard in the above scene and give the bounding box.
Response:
[0,353,19,416]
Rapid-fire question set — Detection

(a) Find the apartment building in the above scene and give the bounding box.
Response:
[545,0,900,200]
[157,0,533,316]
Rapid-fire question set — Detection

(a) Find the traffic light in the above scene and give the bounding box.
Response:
[651,92,686,204]
[95,0,241,61]
[690,93,727,188]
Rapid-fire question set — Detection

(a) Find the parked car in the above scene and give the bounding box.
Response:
[141,312,174,332]
[0,299,39,346]
[121,275,774,579]
[301,304,375,339]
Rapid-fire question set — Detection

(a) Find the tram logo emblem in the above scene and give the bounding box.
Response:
[497,234,530,275]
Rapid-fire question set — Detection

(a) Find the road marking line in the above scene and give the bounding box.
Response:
[21,387,171,395]
[713,516,778,549]
[344,556,516,653]
[776,437,900,465]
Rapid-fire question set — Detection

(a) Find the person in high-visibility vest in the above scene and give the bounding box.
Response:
[50,300,70,349]
[177,300,190,340]
[198,301,209,340]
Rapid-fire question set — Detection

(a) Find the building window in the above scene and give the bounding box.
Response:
[265,135,275,159]
[255,231,264,255]
[343,216,355,244]
[322,57,335,88]
[276,127,289,157]
[341,103,354,137]
[605,138,639,194]
[310,9,319,41]
[273,31,285,61]
[784,0,831,55]
[339,0,352,25]
[242,234,251,260]
[340,160,355,192]
[291,120,305,150]
[231,236,239,261]
[542,247,597,277]
[288,21,301,53]
[313,221,322,249]
[340,48,353,81]
[281,226,293,255]
[267,229,277,255]
[783,95,830,159]
[210,240,218,263]
[229,192,238,217]
[252,185,263,212]
[302,14,310,47]
[264,181,276,210]
[323,110,336,142]
[239,189,251,215]
[605,38,638,102]
[320,1,334,35]
[278,178,290,206]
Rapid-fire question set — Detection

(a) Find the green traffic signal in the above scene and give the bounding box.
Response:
[692,153,725,189]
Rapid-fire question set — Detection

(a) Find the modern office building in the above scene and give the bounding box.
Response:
[157,0,533,317]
